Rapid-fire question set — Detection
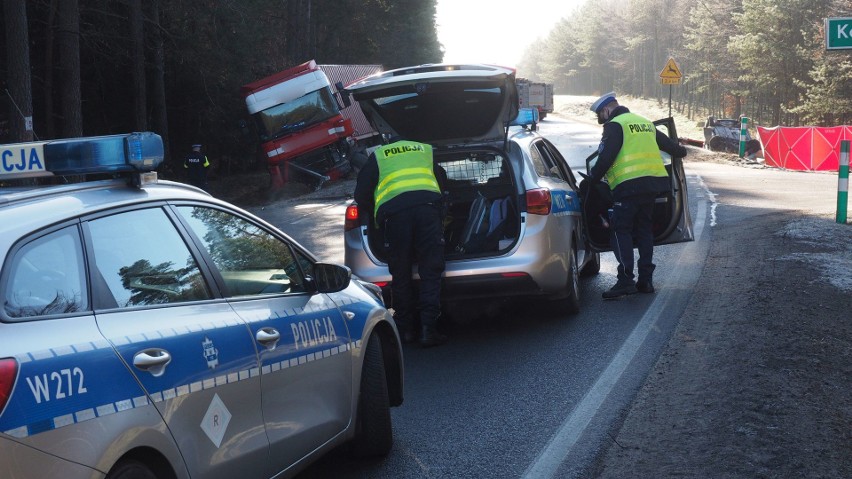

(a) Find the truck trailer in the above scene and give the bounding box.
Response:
[517,79,554,119]
[241,60,382,189]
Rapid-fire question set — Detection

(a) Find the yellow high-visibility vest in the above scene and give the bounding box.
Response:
[374,140,440,218]
[606,113,668,189]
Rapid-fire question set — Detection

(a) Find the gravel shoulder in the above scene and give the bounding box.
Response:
[593,199,851,478]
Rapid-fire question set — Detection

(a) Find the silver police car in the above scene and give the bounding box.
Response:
[341,64,693,315]
[0,133,403,478]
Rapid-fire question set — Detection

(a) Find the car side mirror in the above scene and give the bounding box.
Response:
[336,82,352,108]
[311,263,352,293]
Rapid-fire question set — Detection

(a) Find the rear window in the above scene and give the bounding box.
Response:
[367,84,505,142]
[4,225,88,319]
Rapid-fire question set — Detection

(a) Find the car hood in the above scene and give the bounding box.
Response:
[343,64,519,147]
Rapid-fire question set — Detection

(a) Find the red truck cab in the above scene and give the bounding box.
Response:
[241,60,353,188]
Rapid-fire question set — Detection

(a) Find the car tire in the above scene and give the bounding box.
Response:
[351,334,393,458]
[580,251,601,277]
[551,247,581,315]
[106,460,158,479]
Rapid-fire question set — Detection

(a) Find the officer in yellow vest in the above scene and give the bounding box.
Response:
[354,135,448,347]
[588,92,687,299]
[183,144,210,191]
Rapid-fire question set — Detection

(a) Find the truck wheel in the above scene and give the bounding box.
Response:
[351,334,393,458]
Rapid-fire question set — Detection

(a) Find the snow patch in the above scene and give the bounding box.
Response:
[776,217,852,292]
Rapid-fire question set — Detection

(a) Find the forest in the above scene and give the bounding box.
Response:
[519,0,852,129]
[2,0,850,178]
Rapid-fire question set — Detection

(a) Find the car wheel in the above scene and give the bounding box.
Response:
[580,251,601,277]
[351,334,393,458]
[106,460,158,479]
[551,247,581,315]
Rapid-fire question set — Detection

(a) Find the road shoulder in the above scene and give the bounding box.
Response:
[593,199,852,477]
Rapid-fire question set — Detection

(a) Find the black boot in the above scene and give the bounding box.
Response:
[420,326,447,348]
[602,280,638,299]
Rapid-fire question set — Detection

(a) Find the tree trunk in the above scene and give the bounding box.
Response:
[4,0,34,142]
[43,0,57,138]
[130,0,147,131]
[148,0,171,166]
[286,0,312,65]
[58,0,82,138]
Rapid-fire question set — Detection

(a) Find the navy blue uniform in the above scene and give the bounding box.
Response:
[184,150,209,190]
[354,150,447,344]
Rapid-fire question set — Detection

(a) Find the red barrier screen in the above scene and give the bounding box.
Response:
[757,126,852,171]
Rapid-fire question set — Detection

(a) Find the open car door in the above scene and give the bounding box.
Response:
[581,117,694,252]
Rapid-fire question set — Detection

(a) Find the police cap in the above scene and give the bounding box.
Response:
[590,92,617,113]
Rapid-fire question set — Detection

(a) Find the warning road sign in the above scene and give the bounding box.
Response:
[659,58,683,79]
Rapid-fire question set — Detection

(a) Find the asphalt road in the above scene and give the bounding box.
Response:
[248,118,712,478]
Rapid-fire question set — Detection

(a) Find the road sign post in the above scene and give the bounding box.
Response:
[838,140,849,224]
[659,58,682,117]
[826,17,852,50]
[739,117,749,158]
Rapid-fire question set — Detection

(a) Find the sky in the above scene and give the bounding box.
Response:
[436,0,587,68]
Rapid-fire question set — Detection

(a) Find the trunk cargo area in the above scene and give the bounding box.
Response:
[366,148,521,262]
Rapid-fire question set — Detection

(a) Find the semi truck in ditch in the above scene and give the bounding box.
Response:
[241,60,382,189]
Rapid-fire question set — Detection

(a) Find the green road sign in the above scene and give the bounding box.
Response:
[826,17,852,50]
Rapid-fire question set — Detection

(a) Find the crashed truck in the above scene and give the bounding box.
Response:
[241,60,382,189]
[703,116,762,156]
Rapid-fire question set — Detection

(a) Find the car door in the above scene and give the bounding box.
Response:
[172,204,353,473]
[533,138,600,266]
[85,206,269,479]
[581,117,694,251]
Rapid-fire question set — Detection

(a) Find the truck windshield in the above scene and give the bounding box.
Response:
[253,87,339,141]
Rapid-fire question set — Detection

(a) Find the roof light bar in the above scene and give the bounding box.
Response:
[0,132,164,180]
[509,107,539,128]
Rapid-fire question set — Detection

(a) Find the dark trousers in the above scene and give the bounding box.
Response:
[187,170,207,190]
[384,203,445,331]
[609,193,656,284]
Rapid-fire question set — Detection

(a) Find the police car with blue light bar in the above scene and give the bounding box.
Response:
[0,133,403,479]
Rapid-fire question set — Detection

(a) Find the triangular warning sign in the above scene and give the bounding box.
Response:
[660,58,682,79]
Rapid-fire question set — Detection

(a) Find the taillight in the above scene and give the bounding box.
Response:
[344,203,360,231]
[526,188,552,215]
[0,358,18,413]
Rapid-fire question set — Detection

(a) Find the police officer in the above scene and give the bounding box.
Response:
[353,135,447,347]
[588,92,687,299]
[184,144,210,190]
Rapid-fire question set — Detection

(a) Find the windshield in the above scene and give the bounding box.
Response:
[253,87,339,141]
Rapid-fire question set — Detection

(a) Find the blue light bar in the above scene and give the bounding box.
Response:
[509,107,540,127]
[0,132,164,180]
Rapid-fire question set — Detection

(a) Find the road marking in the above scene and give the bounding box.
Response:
[288,201,348,225]
[523,179,708,478]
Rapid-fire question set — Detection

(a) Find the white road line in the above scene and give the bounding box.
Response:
[523,179,708,478]
[288,201,347,225]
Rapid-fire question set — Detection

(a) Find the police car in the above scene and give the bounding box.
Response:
[342,64,693,316]
[0,133,403,478]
